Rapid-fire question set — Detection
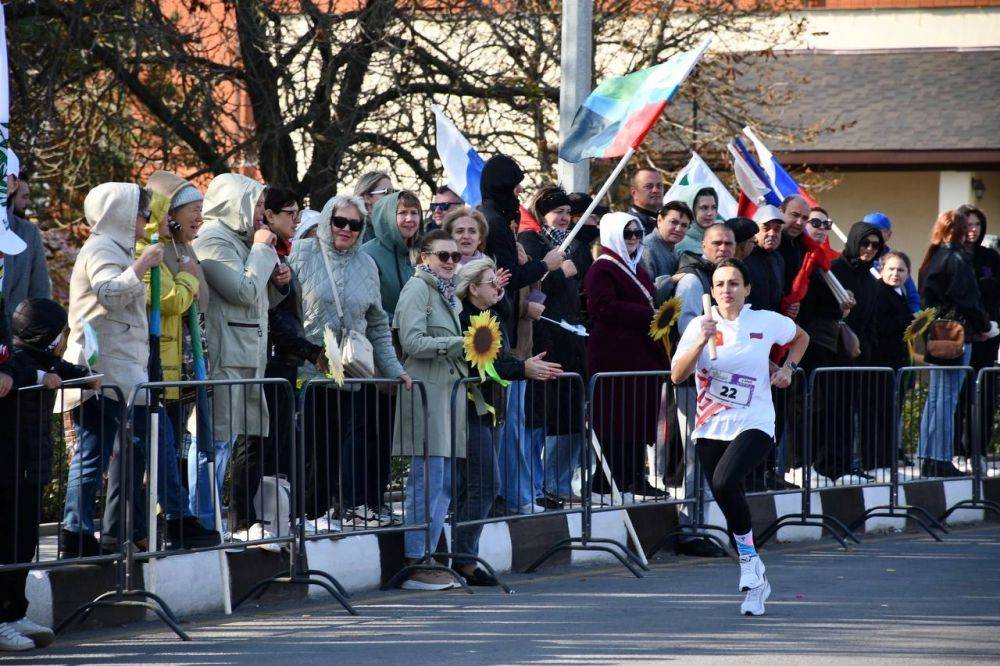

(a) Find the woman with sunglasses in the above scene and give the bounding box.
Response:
[672,258,808,616]
[584,212,669,495]
[290,194,411,529]
[450,257,562,585]
[391,230,470,590]
[352,170,394,242]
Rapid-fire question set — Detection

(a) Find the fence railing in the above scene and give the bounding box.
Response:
[8,364,1000,643]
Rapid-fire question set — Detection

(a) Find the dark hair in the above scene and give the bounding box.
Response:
[693,187,718,206]
[810,205,829,217]
[882,250,911,272]
[957,204,986,229]
[137,186,151,215]
[713,258,752,286]
[435,184,458,197]
[397,190,422,216]
[264,186,299,213]
[419,228,457,253]
[658,200,693,221]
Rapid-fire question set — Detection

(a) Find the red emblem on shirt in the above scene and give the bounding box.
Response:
[714,332,724,347]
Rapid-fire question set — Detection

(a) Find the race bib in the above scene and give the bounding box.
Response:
[706,369,755,408]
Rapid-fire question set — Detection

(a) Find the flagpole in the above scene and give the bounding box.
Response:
[557,146,636,254]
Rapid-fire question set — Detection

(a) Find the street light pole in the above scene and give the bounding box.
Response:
[558,0,593,193]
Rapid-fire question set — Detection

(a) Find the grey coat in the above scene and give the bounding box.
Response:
[1,213,51,321]
[287,202,404,388]
[193,174,282,440]
[392,269,468,458]
[640,231,679,304]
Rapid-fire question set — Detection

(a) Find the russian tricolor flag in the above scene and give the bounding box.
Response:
[742,126,818,208]
[432,105,485,206]
[559,39,710,163]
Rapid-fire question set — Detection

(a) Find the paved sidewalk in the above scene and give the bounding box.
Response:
[9,524,1000,665]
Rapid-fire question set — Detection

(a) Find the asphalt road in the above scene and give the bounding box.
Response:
[8,524,1000,665]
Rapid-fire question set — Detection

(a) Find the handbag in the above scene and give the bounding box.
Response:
[320,246,375,378]
[837,320,861,361]
[925,317,965,361]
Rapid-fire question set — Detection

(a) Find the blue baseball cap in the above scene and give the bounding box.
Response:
[863,212,892,230]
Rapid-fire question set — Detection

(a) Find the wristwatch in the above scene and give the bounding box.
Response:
[784,361,799,372]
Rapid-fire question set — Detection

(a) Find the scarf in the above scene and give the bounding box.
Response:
[599,211,644,273]
[418,264,458,310]
[544,226,570,249]
[276,238,292,257]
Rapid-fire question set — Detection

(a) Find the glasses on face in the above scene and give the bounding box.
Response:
[279,208,299,217]
[622,228,643,240]
[859,239,881,250]
[369,187,396,197]
[808,218,832,230]
[429,202,456,212]
[427,250,462,264]
[332,216,364,232]
[477,277,500,289]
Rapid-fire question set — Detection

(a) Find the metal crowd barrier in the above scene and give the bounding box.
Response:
[942,367,1000,520]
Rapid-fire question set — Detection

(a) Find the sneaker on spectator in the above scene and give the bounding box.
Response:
[9,617,54,648]
[165,517,222,549]
[0,622,34,652]
[539,492,565,510]
[231,523,282,552]
[400,569,458,591]
[376,503,402,525]
[343,505,381,528]
[58,529,101,559]
[516,502,547,515]
[454,566,499,587]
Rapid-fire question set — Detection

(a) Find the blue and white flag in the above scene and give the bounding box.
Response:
[432,104,484,206]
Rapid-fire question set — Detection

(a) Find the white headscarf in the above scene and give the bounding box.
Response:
[599,211,644,273]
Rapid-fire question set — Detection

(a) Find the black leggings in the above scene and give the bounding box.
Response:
[696,429,773,536]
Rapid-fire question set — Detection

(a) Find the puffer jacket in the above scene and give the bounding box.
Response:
[288,198,405,388]
[63,183,149,405]
[193,173,281,440]
[360,191,414,320]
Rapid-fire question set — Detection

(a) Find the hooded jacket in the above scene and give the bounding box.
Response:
[832,222,884,365]
[360,191,415,320]
[289,198,404,388]
[675,250,716,332]
[63,183,149,404]
[480,155,546,347]
[673,184,719,255]
[137,175,203,402]
[965,213,1000,369]
[193,173,278,440]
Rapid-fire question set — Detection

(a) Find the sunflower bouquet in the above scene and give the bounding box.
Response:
[649,297,682,358]
[463,312,509,387]
[904,307,938,363]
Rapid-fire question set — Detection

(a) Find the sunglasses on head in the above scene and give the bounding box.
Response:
[622,228,643,240]
[332,216,364,232]
[426,250,462,264]
[808,218,833,230]
[369,187,396,197]
[429,202,456,212]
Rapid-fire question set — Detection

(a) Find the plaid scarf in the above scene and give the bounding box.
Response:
[544,226,570,250]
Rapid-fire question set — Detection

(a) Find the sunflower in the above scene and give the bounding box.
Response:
[323,326,345,387]
[649,296,682,357]
[904,307,938,361]
[463,312,509,386]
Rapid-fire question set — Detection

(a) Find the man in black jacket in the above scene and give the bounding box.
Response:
[744,206,786,313]
[776,195,811,319]
[1,298,92,650]
[627,168,664,235]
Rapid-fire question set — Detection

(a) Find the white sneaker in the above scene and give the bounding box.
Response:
[738,554,766,592]
[740,577,771,616]
[10,617,54,648]
[0,622,34,652]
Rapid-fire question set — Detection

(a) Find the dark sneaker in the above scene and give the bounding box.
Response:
[454,567,499,587]
[165,517,222,549]
[764,471,799,490]
[539,493,565,510]
[676,537,727,558]
[58,529,100,559]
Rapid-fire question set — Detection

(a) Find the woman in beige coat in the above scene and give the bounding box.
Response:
[393,229,467,590]
[189,173,284,529]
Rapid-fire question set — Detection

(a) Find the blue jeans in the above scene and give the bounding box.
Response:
[497,381,543,508]
[187,436,232,530]
[543,433,582,497]
[403,455,451,560]
[454,419,500,565]
[63,397,148,539]
[154,412,191,521]
[918,345,972,462]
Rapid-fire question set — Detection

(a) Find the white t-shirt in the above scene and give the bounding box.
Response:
[673,304,796,441]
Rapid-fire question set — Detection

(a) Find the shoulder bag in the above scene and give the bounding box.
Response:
[320,247,375,378]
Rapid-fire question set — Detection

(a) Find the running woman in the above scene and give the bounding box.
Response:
[671,258,809,616]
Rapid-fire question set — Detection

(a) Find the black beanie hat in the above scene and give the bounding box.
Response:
[12,298,68,352]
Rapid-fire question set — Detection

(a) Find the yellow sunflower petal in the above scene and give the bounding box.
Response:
[649,297,682,341]
[464,312,503,369]
[904,307,938,343]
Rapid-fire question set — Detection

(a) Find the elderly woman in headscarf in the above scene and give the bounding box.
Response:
[583,212,669,494]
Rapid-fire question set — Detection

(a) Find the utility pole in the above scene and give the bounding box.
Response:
[558,0,593,193]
